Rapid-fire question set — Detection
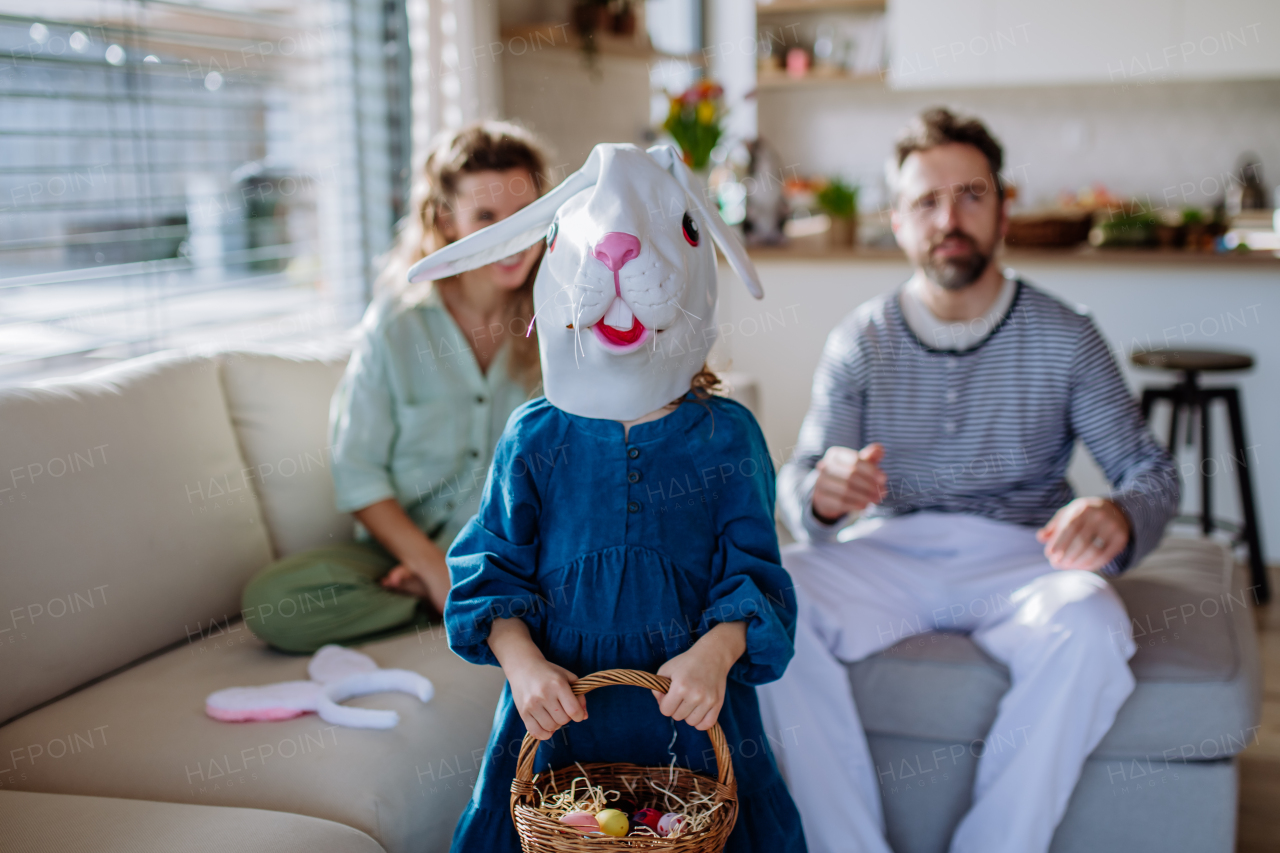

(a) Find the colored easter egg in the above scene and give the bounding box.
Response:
[559,811,599,833]
[596,808,629,837]
[633,807,663,831]
[657,812,685,837]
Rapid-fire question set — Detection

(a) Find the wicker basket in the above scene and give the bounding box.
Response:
[1004,213,1093,248]
[509,669,738,852]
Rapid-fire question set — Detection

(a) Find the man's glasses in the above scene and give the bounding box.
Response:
[899,180,999,219]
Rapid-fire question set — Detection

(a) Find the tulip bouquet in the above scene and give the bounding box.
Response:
[662,80,725,171]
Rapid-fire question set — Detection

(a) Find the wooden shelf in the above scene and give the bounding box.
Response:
[744,243,1280,266]
[756,0,885,15]
[755,70,885,90]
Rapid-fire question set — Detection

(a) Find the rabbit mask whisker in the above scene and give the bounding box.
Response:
[672,300,702,337]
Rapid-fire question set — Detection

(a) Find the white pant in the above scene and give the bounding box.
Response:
[759,513,1137,853]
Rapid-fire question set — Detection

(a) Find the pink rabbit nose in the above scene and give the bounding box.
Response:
[592,232,641,273]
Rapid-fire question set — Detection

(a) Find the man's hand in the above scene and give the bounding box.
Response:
[653,621,746,732]
[1037,497,1131,572]
[811,443,888,523]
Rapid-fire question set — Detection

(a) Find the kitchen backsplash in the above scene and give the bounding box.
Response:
[757,78,1280,216]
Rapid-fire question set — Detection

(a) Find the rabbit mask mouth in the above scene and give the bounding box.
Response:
[591,301,650,352]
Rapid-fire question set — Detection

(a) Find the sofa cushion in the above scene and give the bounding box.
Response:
[0,789,385,853]
[864,734,1239,853]
[0,353,274,725]
[849,537,1260,759]
[0,624,505,853]
[218,347,354,558]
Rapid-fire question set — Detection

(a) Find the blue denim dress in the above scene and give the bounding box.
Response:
[444,394,806,852]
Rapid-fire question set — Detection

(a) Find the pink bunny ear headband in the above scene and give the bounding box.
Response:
[408,143,765,422]
[205,645,434,730]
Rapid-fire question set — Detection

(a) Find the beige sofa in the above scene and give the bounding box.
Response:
[0,347,1262,853]
[0,349,505,853]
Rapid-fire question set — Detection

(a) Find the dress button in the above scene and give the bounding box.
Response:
[627,447,640,459]
[946,358,957,370]
[627,500,640,513]
[475,394,487,405]
[945,390,958,403]
[627,470,641,484]
[943,421,956,434]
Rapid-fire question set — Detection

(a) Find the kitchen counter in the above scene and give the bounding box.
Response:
[745,243,1280,266]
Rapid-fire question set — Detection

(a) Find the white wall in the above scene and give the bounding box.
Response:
[715,257,1280,561]
[757,78,1280,213]
[887,0,1280,89]
[501,49,654,175]
[706,0,758,147]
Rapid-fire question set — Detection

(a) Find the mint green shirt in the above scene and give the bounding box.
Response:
[329,289,536,549]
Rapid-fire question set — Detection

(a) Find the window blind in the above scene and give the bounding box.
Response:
[0,0,410,385]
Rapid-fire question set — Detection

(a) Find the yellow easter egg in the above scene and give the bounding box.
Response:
[595,808,629,837]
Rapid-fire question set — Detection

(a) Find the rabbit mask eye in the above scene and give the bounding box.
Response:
[546,220,558,252]
[682,212,699,247]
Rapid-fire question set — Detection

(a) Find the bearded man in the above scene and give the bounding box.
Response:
[758,108,1179,853]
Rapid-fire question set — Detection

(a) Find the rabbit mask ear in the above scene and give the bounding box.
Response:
[405,151,602,283]
[646,144,764,300]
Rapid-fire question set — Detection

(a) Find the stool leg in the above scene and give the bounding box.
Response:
[1223,388,1269,603]
[1200,400,1213,535]
[1167,399,1180,451]
[1140,388,1156,423]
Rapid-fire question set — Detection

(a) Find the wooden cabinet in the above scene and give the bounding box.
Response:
[885,0,1280,89]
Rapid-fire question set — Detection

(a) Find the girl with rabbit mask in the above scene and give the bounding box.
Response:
[414,143,806,852]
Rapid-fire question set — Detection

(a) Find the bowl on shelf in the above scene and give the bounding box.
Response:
[1004,212,1093,248]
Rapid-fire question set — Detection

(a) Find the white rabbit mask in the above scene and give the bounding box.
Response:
[407,143,763,421]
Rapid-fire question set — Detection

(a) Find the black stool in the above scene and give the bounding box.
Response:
[1133,348,1268,602]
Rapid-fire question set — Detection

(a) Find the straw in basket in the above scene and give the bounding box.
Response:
[509,669,738,852]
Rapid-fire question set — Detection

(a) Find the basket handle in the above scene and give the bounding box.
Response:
[510,669,736,807]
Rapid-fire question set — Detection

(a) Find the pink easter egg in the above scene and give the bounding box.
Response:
[559,810,600,833]
[657,812,685,836]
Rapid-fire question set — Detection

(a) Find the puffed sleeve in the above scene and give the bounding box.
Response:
[329,308,398,513]
[700,404,797,686]
[444,407,546,666]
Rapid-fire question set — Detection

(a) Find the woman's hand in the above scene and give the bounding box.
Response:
[379,558,449,614]
[355,498,451,612]
[488,617,587,741]
[653,621,747,732]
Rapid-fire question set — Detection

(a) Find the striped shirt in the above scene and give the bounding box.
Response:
[778,279,1180,574]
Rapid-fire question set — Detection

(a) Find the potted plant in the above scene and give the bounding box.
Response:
[817,177,858,248]
[662,80,725,173]
[571,0,637,64]
[1089,205,1157,247]
[571,0,610,64]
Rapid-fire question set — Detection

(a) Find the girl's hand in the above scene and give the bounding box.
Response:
[508,657,588,741]
[653,621,747,732]
[488,617,588,741]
